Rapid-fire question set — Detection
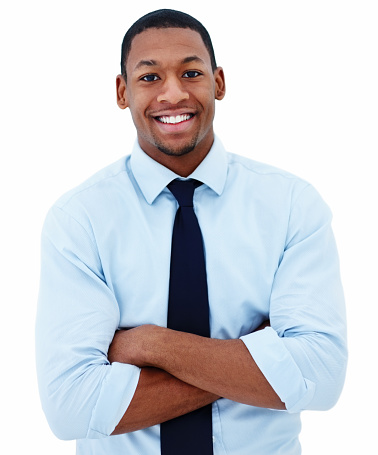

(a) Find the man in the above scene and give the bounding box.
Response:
[36,9,347,455]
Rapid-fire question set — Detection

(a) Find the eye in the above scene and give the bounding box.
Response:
[183,71,202,78]
[141,74,159,82]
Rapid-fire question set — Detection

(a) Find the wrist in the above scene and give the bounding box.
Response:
[142,325,171,368]
[127,324,172,368]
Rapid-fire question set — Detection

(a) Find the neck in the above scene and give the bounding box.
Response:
[138,137,214,177]
[156,150,209,177]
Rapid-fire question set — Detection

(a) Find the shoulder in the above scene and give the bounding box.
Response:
[223,150,331,217]
[43,155,135,237]
[225,151,311,198]
[53,155,131,210]
[227,152,302,181]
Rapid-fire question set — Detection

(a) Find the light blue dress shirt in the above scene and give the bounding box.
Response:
[36,137,347,454]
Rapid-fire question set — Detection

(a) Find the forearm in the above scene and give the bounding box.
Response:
[111,325,285,411]
[109,347,219,435]
[151,328,284,408]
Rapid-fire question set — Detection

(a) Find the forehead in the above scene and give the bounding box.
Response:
[127,27,212,73]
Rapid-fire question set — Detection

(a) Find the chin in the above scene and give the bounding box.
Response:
[155,136,199,157]
[157,143,196,157]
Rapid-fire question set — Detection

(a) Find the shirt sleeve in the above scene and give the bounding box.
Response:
[240,184,348,413]
[35,205,141,440]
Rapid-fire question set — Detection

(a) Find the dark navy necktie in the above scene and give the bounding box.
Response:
[160,179,213,455]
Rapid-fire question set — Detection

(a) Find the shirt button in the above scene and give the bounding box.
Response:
[212,436,216,443]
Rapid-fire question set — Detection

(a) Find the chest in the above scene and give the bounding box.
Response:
[96,191,287,338]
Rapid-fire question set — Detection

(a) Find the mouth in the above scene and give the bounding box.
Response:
[155,113,195,125]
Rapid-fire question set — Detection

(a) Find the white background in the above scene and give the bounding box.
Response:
[1,1,377,453]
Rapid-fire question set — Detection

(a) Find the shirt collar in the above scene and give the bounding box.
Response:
[130,136,228,204]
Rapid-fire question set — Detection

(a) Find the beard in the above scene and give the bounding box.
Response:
[157,142,196,157]
[152,132,199,157]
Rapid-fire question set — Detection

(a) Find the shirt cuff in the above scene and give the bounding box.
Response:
[87,362,141,438]
[240,327,316,413]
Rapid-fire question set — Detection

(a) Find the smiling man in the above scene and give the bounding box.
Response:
[116,26,225,176]
[36,9,347,455]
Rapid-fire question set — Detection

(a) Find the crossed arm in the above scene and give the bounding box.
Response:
[108,322,285,435]
[37,186,347,440]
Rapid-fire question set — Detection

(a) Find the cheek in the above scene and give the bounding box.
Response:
[126,86,148,114]
[129,100,147,126]
[201,97,216,122]
[197,87,216,114]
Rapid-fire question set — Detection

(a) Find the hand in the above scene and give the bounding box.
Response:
[108,319,284,410]
[108,324,163,366]
[108,320,271,365]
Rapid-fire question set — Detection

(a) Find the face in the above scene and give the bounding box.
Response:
[116,27,225,169]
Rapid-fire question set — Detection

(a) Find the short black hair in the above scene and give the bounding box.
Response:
[120,9,217,80]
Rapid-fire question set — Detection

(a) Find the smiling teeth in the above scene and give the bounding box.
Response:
[158,114,192,124]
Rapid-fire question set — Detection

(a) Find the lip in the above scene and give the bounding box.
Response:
[150,107,197,118]
[153,113,196,133]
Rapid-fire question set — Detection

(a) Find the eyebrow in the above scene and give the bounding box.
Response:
[181,55,206,65]
[133,55,206,72]
[134,60,158,71]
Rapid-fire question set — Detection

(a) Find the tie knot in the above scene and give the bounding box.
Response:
[168,179,202,207]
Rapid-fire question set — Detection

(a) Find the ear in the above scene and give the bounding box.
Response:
[214,67,226,100]
[116,74,129,109]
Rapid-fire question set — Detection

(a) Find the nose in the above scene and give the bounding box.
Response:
[157,76,189,104]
